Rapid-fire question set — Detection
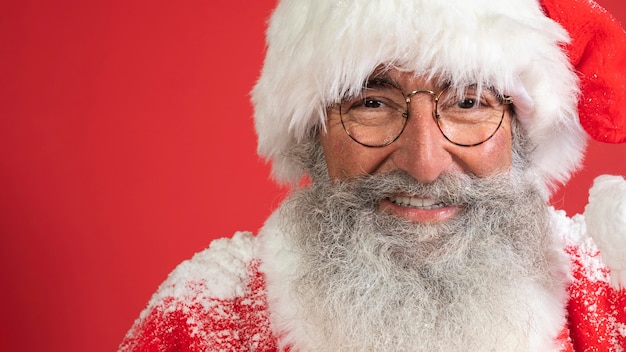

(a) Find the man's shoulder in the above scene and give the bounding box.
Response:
[550,209,626,350]
[549,208,611,283]
[160,231,260,300]
[119,232,278,351]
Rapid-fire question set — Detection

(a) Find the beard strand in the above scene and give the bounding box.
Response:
[276,169,564,351]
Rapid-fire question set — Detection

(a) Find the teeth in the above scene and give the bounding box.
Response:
[388,196,446,210]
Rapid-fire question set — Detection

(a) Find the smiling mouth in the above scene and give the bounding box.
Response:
[387,196,448,210]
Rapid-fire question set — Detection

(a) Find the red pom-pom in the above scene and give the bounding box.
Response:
[541,0,626,144]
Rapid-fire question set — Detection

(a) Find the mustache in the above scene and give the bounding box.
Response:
[324,170,513,210]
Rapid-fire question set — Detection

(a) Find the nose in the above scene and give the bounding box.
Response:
[390,95,454,183]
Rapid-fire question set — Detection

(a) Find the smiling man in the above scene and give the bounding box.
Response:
[119,0,626,351]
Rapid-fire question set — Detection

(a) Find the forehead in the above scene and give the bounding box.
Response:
[363,66,501,91]
[368,69,435,89]
[369,66,440,84]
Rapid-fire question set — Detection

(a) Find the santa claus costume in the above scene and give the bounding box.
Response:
[119,0,626,350]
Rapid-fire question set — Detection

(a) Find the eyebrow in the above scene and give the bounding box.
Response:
[364,76,401,90]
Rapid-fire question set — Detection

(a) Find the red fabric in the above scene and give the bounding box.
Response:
[541,0,626,143]
[565,244,626,351]
[119,260,280,352]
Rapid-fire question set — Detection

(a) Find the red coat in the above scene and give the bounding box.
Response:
[119,211,626,351]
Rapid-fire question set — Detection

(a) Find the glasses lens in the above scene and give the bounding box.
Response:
[340,81,407,147]
[435,85,506,146]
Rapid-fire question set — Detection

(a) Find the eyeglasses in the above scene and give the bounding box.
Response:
[339,78,513,148]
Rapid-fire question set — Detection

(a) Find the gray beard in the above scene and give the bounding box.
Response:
[276,169,566,351]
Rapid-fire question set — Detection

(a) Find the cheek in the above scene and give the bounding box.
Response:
[465,131,513,177]
[320,130,355,179]
[320,125,385,179]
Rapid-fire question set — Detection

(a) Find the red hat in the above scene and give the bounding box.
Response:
[541,0,626,143]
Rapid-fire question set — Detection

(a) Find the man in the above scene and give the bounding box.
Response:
[120,0,626,350]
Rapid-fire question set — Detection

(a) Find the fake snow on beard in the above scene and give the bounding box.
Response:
[278,169,565,352]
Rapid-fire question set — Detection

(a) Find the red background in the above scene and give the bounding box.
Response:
[1,1,624,351]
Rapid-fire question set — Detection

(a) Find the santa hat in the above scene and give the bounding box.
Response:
[252,0,626,196]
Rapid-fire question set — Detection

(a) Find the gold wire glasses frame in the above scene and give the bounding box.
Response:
[339,78,513,148]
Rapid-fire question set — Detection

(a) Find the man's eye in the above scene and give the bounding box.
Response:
[457,98,478,109]
[363,98,383,108]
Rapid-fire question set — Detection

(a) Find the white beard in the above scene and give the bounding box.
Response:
[259,170,570,352]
